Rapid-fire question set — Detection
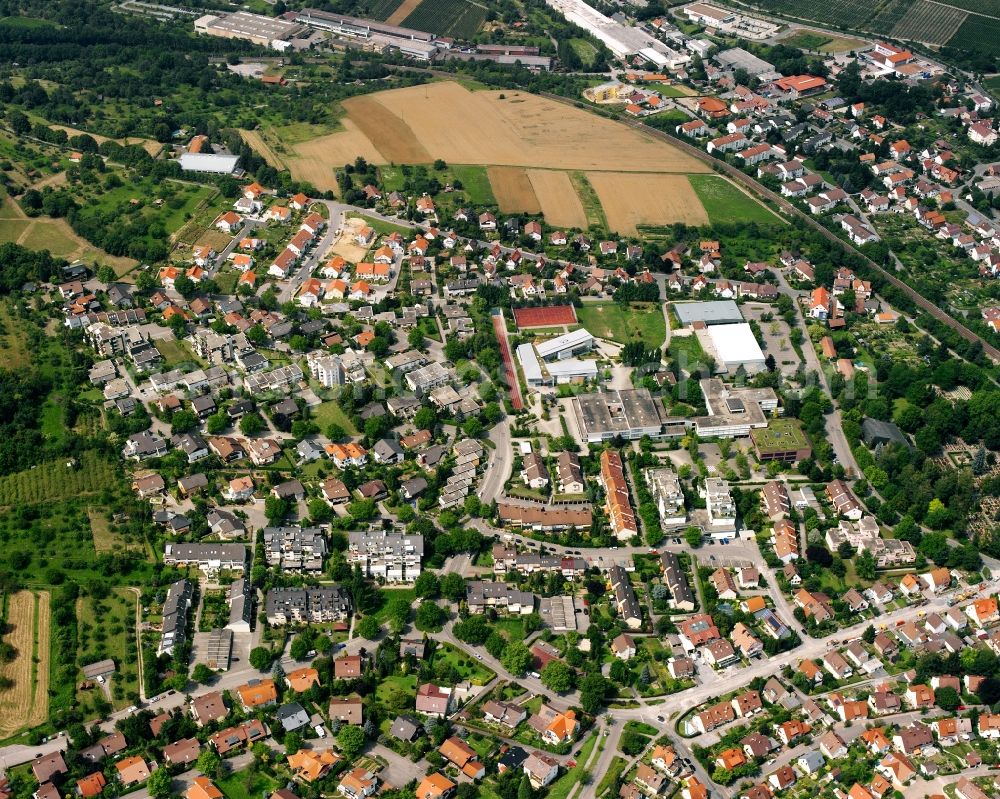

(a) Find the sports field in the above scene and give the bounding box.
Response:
[513,305,578,329]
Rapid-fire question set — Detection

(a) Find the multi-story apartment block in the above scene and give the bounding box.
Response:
[159,579,193,656]
[265,587,351,625]
[261,527,328,572]
[646,468,686,526]
[704,478,737,528]
[466,581,536,615]
[347,532,424,583]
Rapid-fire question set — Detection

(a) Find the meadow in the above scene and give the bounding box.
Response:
[688,174,784,226]
[576,302,666,346]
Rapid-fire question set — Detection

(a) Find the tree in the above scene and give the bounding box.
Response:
[936,686,960,712]
[285,732,303,755]
[197,750,222,781]
[414,571,440,599]
[147,767,173,799]
[192,663,215,684]
[206,412,228,435]
[240,413,265,436]
[500,641,532,676]
[408,327,426,349]
[684,527,702,548]
[356,616,381,640]
[453,615,492,645]
[862,625,876,644]
[414,406,437,431]
[265,495,290,525]
[441,572,466,601]
[579,673,611,713]
[170,409,198,434]
[855,549,877,580]
[609,660,630,684]
[249,647,274,671]
[338,724,366,757]
[97,265,116,285]
[540,660,575,693]
[414,600,447,632]
[290,634,313,661]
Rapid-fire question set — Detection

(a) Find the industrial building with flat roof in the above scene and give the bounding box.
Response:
[573,388,666,443]
[544,0,689,68]
[673,300,745,327]
[696,322,767,375]
[536,328,594,361]
[194,11,305,47]
[293,8,440,58]
[178,153,240,174]
[715,47,780,80]
[517,343,598,388]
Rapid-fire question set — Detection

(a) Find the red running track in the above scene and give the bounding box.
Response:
[492,310,524,411]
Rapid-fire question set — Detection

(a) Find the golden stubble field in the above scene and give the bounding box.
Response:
[527,169,588,229]
[247,80,718,228]
[586,172,709,234]
[488,166,541,214]
[337,82,709,172]
[0,590,50,737]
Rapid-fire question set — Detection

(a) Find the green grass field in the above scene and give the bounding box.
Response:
[570,171,609,232]
[369,588,417,624]
[0,219,29,242]
[0,302,33,368]
[356,213,414,238]
[375,673,417,704]
[568,38,599,66]
[780,31,831,49]
[595,756,627,798]
[577,301,666,346]
[688,174,783,226]
[217,770,278,799]
[433,643,495,685]
[451,165,496,205]
[155,338,197,367]
[311,399,359,436]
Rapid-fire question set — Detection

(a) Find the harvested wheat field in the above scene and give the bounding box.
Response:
[387,0,423,24]
[277,81,709,182]
[587,172,708,234]
[489,167,541,214]
[240,129,286,171]
[0,591,47,737]
[527,169,587,229]
[342,95,431,163]
[281,120,388,193]
[30,592,49,728]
